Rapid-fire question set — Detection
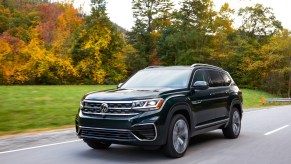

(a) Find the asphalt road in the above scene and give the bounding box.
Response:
[1,105,291,164]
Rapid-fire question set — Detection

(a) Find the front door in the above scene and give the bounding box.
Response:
[189,69,216,125]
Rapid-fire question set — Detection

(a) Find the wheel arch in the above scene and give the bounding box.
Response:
[224,99,243,128]
[231,99,243,118]
[163,103,194,143]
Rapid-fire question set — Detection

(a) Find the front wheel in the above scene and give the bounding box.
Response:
[83,139,111,149]
[163,114,189,158]
[222,107,241,139]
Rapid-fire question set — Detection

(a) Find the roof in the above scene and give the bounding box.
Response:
[144,63,223,71]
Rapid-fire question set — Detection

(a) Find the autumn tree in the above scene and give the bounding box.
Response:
[0,1,78,84]
[52,3,83,58]
[208,3,236,72]
[235,3,283,87]
[37,3,62,45]
[252,30,291,96]
[72,0,127,84]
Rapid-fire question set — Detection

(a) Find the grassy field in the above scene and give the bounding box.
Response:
[242,89,278,109]
[0,86,281,135]
[0,85,115,136]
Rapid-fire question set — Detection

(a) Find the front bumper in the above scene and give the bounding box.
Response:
[75,110,166,146]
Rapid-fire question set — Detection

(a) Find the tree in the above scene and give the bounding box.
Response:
[123,44,146,75]
[0,32,26,84]
[258,30,291,96]
[238,4,282,39]
[229,3,284,88]
[72,0,127,84]
[128,0,173,65]
[52,3,83,58]
[209,3,235,67]
[157,0,216,65]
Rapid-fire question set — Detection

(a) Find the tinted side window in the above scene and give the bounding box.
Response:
[221,72,231,86]
[207,70,224,87]
[193,69,209,83]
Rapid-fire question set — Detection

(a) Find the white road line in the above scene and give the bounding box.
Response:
[264,125,289,136]
[244,110,265,114]
[0,139,81,155]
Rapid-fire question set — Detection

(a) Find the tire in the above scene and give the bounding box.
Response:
[83,139,111,149]
[222,107,241,139]
[163,114,189,158]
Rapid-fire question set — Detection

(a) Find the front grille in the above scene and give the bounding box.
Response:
[82,101,142,116]
[108,103,132,109]
[131,124,156,140]
[80,127,136,141]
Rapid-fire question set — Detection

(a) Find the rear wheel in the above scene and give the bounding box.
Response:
[83,139,111,149]
[163,114,189,158]
[222,107,241,139]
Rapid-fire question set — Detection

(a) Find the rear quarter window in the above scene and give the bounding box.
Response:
[207,70,225,87]
[220,72,232,86]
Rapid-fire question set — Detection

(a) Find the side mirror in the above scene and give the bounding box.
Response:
[117,83,123,89]
[192,81,209,90]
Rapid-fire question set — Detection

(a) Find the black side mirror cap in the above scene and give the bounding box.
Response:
[117,83,123,89]
[192,81,209,90]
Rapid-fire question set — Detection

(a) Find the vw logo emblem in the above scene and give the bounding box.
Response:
[100,103,109,113]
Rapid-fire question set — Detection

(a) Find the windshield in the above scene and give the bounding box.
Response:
[121,69,192,89]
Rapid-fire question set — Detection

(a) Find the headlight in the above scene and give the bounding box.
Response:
[80,100,84,109]
[132,98,164,111]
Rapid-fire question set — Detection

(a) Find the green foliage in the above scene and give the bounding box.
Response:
[157,0,217,65]
[123,44,147,75]
[155,1,290,96]
[128,0,173,64]
[238,4,283,38]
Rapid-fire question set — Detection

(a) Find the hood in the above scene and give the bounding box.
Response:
[84,88,175,101]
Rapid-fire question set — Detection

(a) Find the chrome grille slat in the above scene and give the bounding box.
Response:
[82,100,142,117]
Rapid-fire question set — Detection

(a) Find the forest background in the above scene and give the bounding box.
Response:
[0,0,290,97]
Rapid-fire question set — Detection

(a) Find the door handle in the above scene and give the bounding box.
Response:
[192,100,202,104]
[210,93,215,96]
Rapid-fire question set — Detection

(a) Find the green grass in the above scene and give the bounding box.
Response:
[0,85,115,135]
[241,89,278,109]
[0,86,282,136]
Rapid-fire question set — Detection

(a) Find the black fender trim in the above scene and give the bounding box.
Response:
[162,103,194,145]
[225,99,243,127]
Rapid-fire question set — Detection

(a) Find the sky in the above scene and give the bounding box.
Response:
[74,0,291,31]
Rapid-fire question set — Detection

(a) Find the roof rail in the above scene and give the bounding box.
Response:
[145,66,164,69]
[190,63,222,70]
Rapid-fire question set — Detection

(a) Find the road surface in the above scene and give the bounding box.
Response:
[1,105,291,164]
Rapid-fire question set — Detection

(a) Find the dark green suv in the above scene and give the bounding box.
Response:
[75,64,243,158]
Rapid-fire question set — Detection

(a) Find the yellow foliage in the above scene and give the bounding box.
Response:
[83,25,111,51]
[0,38,12,59]
[108,52,127,82]
[93,69,106,84]
[52,4,84,56]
